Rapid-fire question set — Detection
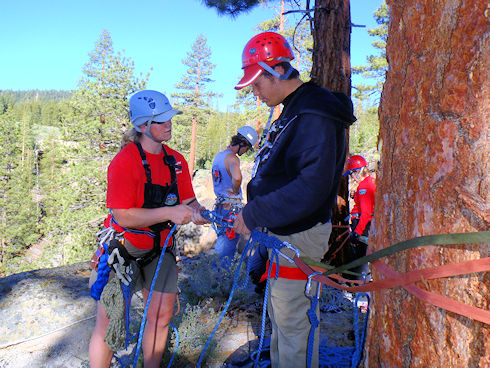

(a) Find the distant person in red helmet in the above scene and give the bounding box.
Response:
[344,155,376,277]
[233,31,356,368]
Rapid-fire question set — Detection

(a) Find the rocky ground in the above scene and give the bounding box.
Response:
[0,253,366,368]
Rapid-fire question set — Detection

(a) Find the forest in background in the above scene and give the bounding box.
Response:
[0,3,387,276]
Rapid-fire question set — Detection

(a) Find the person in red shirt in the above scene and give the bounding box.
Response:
[344,155,376,278]
[89,90,207,368]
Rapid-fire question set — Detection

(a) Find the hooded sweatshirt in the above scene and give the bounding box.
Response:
[243,81,356,235]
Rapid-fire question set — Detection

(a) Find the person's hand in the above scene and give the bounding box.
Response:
[191,207,209,225]
[170,205,193,225]
[233,211,251,235]
[226,188,240,197]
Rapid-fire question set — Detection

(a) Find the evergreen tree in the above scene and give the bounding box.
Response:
[70,29,150,153]
[172,34,218,173]
[349,2,388,155]
[0,110,41,275]
[350,102,379,157]
[352,1,388,102]
[36,29,150,268]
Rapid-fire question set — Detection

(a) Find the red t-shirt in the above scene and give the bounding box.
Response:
[105,142,195,249]
[354,175,376,236]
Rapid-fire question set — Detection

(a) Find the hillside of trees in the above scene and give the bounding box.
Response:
[0,3,385,276]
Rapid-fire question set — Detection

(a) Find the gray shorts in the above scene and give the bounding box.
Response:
[89,240,178,294]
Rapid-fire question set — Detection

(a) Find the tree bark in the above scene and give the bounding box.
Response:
[366,1,489,366]
[311,0,352,93]
[311,0,352,265]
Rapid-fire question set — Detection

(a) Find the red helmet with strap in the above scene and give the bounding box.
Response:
[344,155,368,176]
[235,32,295,90]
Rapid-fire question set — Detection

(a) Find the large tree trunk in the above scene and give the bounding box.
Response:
[311,0,352,92]
[311,0,352,265]
[367,1,489,366]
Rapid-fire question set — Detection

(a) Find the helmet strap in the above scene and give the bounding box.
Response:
[258,61,293,81]
[143,120,163,143]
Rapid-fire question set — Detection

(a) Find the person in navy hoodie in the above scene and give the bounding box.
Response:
[233,32,356,368]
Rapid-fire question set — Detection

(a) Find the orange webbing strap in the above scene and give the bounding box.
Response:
[295,256,490,292]
[371,258,490,325]
[292,231,490,324]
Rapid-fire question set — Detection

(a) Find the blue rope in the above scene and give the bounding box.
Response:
[90,243,110,300]
[248,229,297,368]
[167,322,179,368]
[132,224,177,368]
[201,209,235,236]
[196,236,255,367]
[306,274,322,368]
[199,212,371,368]
[110,214,156,237]
[351,292,370,368]
[121,282,137,350]
[252,254,275,368]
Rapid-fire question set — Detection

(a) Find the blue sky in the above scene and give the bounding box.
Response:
[1,0,383,110]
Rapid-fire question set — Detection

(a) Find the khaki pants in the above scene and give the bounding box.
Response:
[268,222,332,368]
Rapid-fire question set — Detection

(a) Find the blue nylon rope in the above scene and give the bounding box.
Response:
[132,224,177,368]
[199,210,371,368]
[351,292,370,367]
[167,322,179,368]
[252,254,275,368]
[90,243,110,300]
[196,237,255,367]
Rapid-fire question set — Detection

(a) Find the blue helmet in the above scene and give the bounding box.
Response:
[129,90,182,132]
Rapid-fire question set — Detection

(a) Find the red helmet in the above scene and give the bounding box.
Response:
[235,32,295,90]
[344,155,368,176]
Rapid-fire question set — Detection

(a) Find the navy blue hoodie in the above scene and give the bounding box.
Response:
[243,82,356,235]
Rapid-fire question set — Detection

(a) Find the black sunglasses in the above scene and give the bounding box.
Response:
[151,120,170,125]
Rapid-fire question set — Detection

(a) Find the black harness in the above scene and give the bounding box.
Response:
[133,142,182,267]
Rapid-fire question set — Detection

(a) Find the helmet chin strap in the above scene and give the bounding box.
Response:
[258,60,293,80]
[141,118,163,143]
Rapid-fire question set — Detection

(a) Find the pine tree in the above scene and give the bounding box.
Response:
[352,1,388,102]
[37,29,150,268]
[70,29,150,153]
[0,109,41,275]
[172,34,218,173]
[349,2,388,155]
